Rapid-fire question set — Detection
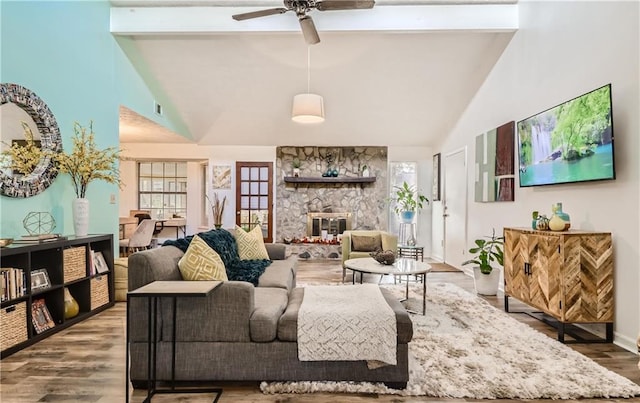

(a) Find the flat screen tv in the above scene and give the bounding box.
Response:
[517,84,615,187]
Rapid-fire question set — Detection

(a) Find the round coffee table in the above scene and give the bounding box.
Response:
[343,257,431,315]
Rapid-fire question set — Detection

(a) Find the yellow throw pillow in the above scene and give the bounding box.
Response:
[178,235,228,281]
[234,225,269,260]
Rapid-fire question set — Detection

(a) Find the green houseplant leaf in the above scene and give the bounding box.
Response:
[462,229,504,274]
[389,181,429,215]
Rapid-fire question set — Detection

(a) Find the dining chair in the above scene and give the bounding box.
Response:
[119,219,157,257]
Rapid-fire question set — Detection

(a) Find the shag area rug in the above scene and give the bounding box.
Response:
[261,282,640,399]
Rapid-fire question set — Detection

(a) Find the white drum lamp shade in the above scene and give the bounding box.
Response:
[291,93,325,123]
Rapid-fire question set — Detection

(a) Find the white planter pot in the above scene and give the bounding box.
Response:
[72,198,90,236]
[473,266,500,296]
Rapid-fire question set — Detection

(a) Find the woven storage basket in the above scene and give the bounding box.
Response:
[0,302,28,351]
[91,276,109,310]
[63,247,86,282]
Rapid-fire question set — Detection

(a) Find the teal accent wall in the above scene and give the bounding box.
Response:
[0,0,188,240]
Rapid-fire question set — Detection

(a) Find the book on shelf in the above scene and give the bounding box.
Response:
[14,234,67,244]
[31,298,55,334]
[1,267,26,302]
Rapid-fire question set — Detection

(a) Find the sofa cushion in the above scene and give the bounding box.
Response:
[258,258,297,292]
[351,234,381,252]
[250,287,289,342]
[235,225,270,260]
[278,287,413,343]
[178,235,229,281]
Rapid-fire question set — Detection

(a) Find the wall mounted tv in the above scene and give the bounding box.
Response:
[517,84,615,187]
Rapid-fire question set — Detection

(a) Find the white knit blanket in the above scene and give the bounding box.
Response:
[297,284,397,368]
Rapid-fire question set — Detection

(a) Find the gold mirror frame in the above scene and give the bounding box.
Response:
[0,83,62,197]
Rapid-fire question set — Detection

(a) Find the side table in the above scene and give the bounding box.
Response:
[126,281,223,403]
[398,245,424,261]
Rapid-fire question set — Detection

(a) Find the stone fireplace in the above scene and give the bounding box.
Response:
[275,146,388,243]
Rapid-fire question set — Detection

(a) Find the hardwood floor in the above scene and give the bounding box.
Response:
[1,260,638,402]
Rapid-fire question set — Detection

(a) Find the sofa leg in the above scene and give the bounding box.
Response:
[383,382,407,390]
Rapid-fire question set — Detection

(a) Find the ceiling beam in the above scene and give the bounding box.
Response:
[110,4,518,35]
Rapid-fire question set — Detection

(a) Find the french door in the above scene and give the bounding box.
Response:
[235,162,273,242]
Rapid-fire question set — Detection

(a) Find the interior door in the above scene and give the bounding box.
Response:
[235,162,273,242]
[443,148,467,268]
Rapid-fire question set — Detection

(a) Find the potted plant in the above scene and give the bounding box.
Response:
[53,121,121,236]
[462,229,504,295]
[291,158,301,177]
[390,181,429,223]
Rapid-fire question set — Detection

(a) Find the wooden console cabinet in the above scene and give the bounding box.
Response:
[0,234,115,357]
[503,228,613,342]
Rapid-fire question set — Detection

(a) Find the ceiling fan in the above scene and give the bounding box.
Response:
[232,0,375,45]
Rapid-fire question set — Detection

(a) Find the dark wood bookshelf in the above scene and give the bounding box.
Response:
[0,234,115,358]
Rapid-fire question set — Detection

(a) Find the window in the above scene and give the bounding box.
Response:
[388,162,418,236]
[138,162,187,219]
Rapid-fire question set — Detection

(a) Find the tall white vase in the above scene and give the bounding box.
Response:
[72,198,90,236]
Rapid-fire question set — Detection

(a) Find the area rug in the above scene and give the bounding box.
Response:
[261,282,640,399]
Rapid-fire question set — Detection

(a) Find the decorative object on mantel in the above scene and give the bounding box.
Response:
[22,211,56,235]
[291,46,324,123]
[53,121,121,236]
[0,83,62,198]
[548,202,571,231]
[206,192,226,229]
[390,181,429,223]
[291,158,301,177]
[361,164,370,177]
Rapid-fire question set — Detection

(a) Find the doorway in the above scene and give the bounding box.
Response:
[235,162,273,242]
[443,147,468,268]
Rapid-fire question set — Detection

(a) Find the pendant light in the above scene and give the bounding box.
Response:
[292,46,324,123]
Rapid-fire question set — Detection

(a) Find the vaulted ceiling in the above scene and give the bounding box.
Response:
[112,0,518,146]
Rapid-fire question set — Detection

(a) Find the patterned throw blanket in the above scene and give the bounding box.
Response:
[297,284,397,368]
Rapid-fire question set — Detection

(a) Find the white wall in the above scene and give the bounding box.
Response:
[437,1,639,350]
[388,146,434,258]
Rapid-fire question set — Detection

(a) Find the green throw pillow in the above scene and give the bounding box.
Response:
[178,235,228,281]
[234,225,270,260]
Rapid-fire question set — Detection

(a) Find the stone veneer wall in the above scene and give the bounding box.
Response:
[275,146,388,242]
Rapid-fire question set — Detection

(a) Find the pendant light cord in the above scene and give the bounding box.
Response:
[307,46,311,94]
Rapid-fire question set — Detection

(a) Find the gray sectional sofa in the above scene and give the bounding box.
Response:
[127,242,413,388]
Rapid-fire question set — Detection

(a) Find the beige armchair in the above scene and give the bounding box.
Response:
[341,230,398,282]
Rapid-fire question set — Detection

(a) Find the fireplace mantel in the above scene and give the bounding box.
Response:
[283,176,376,189]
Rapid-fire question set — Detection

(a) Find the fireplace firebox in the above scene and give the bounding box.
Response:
[306,212,352,237]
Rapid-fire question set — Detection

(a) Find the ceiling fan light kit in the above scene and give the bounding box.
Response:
[292,93,325,123]
[232,0,375,44]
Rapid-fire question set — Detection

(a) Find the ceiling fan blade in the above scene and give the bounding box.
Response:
[316,0,375,11]
[232,8,288,21]
[299,15,320,45]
